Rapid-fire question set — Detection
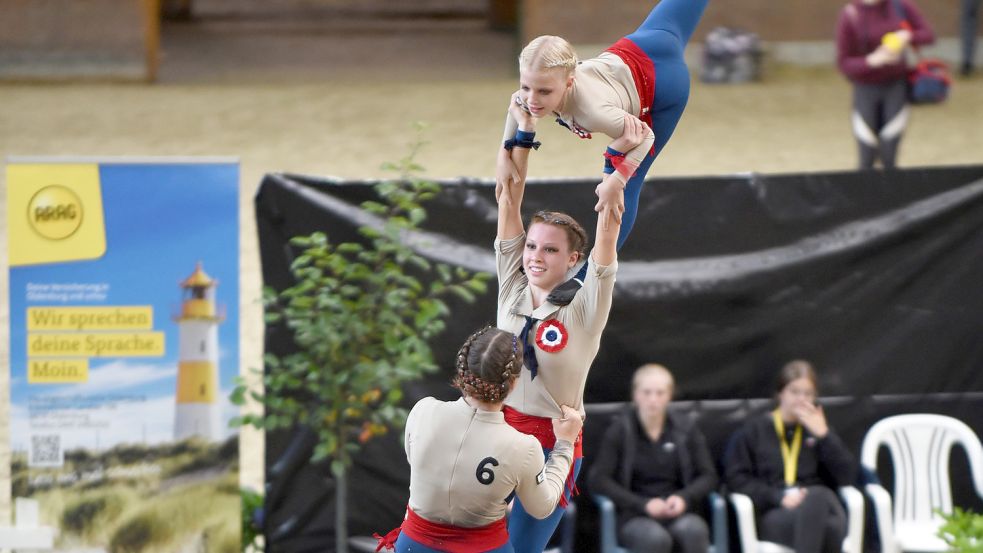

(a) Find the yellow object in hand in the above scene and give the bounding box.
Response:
[882,32,904,53]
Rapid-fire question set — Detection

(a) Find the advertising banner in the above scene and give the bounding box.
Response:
[6,158,240,553]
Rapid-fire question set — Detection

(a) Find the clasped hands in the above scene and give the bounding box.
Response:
[645,494,688,520]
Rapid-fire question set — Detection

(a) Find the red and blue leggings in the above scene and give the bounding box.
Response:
[576,0,709,283]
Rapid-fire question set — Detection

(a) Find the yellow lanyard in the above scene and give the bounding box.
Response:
[772,409,802,487]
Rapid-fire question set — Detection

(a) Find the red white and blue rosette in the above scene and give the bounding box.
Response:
[535,319,568,353]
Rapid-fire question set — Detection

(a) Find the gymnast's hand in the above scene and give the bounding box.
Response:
[594,175,626,231]
[509,90,538,131]
[552,405,583,444]
[609,114,647,154]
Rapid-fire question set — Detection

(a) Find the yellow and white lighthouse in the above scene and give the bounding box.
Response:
[173,262,224,442]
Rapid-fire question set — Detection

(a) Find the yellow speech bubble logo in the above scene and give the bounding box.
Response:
[27,185,84,240]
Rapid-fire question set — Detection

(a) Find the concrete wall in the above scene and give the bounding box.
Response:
[520,0,969,44]
[0,0,159,81]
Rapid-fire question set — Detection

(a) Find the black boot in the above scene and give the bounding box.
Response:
[546,277,584,306]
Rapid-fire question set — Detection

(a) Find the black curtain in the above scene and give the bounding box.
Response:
[255,166,983,552]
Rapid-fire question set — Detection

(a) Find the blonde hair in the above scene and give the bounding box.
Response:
[519,35,578,74]
[632,363,675,395]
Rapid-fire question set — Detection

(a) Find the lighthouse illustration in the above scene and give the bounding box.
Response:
[173,262,224,441]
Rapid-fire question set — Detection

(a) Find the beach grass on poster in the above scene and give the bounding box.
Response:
[11,437,240,552]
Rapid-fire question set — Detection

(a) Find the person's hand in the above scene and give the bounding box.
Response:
[495,147,520,206]
[781,487,807,509]
[866,45,901,67]
[645,497,669,519]
[509,90,538,131]
[608,114,648,154]
[594,174,625,231]
[664,495,688,518]
[794,402,829,438]
[894,29,913,49]
[552,405,584,444]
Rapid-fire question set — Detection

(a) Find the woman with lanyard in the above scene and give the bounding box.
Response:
[376,326,583,553]
[723,360,857,553]
[495,0,710,306]
[495,94,633,552]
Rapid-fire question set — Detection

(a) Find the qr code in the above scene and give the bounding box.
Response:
[29,434,64,468]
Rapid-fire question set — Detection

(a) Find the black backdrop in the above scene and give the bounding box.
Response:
[255,166,983,552]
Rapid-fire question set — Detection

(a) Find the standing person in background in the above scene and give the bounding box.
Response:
[836,0,935,169]
[961,0,981,76]
[724,360,857,553]
[588,364,718,553]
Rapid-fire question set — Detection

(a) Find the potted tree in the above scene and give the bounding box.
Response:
[233,134,490,552]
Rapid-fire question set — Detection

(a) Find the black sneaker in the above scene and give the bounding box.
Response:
[961,62,973,77]
[546,277,584,306]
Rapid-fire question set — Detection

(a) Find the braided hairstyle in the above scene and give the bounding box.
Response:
[519,35,579,74]
[452,326,524,403]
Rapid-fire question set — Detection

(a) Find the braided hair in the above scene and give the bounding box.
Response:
[519,35,579,74]
[452,326,524,403]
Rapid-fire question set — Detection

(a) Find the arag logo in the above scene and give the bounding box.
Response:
[28,185,83,240]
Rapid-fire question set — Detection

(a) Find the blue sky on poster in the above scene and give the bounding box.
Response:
[8,162,240,451]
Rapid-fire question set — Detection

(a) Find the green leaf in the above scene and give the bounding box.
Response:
[409,207,426,225]
[436,264,451,283]
[448,284,476,303]
[361,200,387,215]
[331,460,347,477]
[229,386,246,406]
[290,236,312,248]
[337,242,364,254]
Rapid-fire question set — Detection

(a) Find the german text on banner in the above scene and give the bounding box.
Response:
[6,159,241,551]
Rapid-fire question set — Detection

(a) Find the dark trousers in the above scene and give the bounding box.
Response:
[759,486,846,553]
[962,0,981,70]
[851,80,908,169]
[619,513,710,553]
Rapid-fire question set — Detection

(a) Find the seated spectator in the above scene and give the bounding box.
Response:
[588,364,718,553]
[724,359,857,553]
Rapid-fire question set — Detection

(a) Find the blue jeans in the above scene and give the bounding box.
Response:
[507,456,582,553]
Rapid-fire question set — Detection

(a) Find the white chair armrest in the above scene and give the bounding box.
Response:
[838,486,865,553]
[729,492,760,552]
[865,483,898,553]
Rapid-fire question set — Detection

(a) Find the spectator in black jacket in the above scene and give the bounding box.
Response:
[724,359,857,553]
[588,364,718,553]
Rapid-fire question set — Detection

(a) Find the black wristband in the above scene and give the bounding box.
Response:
[503,137,542,150]
[504,130,541,151]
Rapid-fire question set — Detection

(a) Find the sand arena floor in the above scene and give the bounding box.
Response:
[1,3,982,524]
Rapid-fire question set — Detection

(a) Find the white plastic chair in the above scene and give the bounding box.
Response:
[729,486,865,553]
[860,413,983,553]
